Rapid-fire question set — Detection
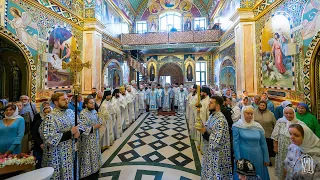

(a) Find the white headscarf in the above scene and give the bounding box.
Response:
[233,106,264,132]
[298,124,320,159]
[281,100,292,108]
[278,107,305,129]
[4,105,22,120]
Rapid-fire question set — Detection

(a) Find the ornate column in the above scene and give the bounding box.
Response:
[82,20,104,93]
[232,9,257,95]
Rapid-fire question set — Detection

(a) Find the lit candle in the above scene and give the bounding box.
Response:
[197,85,200,104]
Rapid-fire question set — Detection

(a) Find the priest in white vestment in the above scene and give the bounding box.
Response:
[126,85,135,124]
[138,85,146,115]
[157,84,163,111]
[119,86,129,129]
[111,89,122,139]
[99,89,115,149]
[198,86,210,153]
[131,80,140,120]
[177,85,187,114]
[187,84,197,140]
[172,83,180,112]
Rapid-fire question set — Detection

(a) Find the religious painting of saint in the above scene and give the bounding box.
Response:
[261,13,293,88]
[5,5,38,51]
[183,13,192,31]
[179,0,191,12]
[8,57,22,101]
[186,63,193,81]
[150,63,155,81]
[148,15,158,32]
[160,0,179,9]
[219,67,235,90]
[302,0,320,53]
[113,70,120,88]
[149,3,161,14]
[45,27,73,88]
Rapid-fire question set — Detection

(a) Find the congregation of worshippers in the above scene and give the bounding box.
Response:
[0,81,320,180]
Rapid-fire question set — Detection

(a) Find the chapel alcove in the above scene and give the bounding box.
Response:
[158,63,184,85]
[103,60,123,89]
[0,37,29,101]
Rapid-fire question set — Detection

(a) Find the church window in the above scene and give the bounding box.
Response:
[196,62,207,86]
[159,12,182,32]
[136,21,147,33]
[194,17,206,30]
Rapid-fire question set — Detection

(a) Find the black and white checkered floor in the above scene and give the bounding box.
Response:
[99,113,201,180]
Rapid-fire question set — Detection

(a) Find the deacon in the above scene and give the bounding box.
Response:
[79,97,102,179]
[99,89,115,149]
[147,83,159,116]
[126,85,135,124]
[197,96,233,179]
[138,85,146,115]
[119,86,129,128]
[177,85,187,114]
[162,83,173,112]
[111,88,122,139]
[39,92,80,180]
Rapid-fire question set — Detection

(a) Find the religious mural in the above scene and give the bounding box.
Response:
[261,13,294,88]
[160,0,179,9]
[5,3,38,55]
[302,0,320,53]
[148,15,158,32]
[122,61,129,85]
[45,27,73,88]
[183,12,192,31]
[149,2,161,14]
[216,0,239,31]
[0,0,5,26]
[220,67,235,90]
[179,0,191,12]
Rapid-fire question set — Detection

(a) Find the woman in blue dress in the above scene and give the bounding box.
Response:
[232,106,270,180]
[0,104,25,154]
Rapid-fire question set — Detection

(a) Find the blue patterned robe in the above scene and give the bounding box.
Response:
[147,89,159,111]
[78,108,102,178]
[162,88,173,112]
[39,108,78,180]
[201,112,233,180]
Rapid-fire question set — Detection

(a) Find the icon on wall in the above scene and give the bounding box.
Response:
[179,0,191,12]
[149,3,161,14]
[160,0,179,9]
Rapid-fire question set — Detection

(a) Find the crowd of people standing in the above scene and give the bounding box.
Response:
[1,82,320,180]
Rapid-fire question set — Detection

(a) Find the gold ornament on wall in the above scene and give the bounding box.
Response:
[179,0,191,12]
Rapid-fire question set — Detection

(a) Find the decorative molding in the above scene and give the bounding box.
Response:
[122,42,219,50]
[0,26,37,101]
[219,28,235,46]
[102,33,122,50]
[34,0,84,27]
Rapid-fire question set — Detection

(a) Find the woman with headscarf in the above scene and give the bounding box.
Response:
[271,107,305,179]
[232,106,270,180]
[274,100,292,120]
[0,104,25,154]
[296,102,320,138]
[0,99,8,119]
[284,124,320,179]
[254,100,277,160]
[32,104,52,169]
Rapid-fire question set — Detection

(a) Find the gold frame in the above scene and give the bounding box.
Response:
[310,41,320,117]
[0,26,36,101]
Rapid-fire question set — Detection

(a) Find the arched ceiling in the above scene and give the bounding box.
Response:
[124,0,219,18]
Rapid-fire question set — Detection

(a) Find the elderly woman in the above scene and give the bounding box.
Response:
[232,106,270,180]
[254,100,276,160]
[274,100,292,120]
[296,102,320,138]
[285,124,320,179]
[0,104,25,154]
[271,107,305,179]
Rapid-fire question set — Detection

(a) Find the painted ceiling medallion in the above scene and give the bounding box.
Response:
[160,0,180,9]
[179,0,191,12]
[149,2,161,14]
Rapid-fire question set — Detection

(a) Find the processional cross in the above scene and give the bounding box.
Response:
[62,50,91,180]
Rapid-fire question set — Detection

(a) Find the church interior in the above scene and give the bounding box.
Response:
[0,0,320,179]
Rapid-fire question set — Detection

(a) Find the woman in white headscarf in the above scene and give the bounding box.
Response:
[271,107,305,179]
[285,124,320,179]
[0,104,25,154]
[232,106,270,180]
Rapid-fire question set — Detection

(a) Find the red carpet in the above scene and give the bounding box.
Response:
[158,110,176,116]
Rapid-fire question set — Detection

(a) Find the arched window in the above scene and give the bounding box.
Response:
[159,12,182,32]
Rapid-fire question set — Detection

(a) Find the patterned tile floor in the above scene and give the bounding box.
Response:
[99,113,201,180]
[99,113,277,180]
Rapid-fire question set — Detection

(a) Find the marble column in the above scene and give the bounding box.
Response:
[232,10,257,96]
[82,20,104,94]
